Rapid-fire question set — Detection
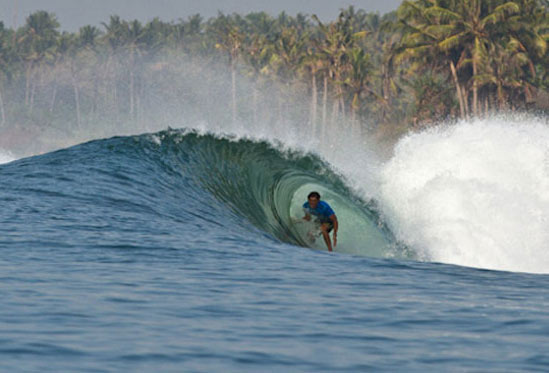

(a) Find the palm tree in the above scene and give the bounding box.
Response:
[0,22,12,126]
[79,25,101,48]
[395,0,528,117]
[242,33,273,123]
[18,11,60,111]
[268,26,309,126]
[505,0,549,106]
[379,16,403,122]
[479,38,529,110]
[301,44,324,136]
[313,12,367,126]
[244,12,276,37]
[187,14,203,35]
[269,26,307,82]
[57,32,83,129]
[344,47,375,133]
[79,25,101,116]
[214,16,244,123]
[127,20,145,118]
[394,0,466,117]
[314,13,346,121]
[184,14,205,55]
[101,15,127,114]
[101,17,149,119]
[47,30,68,113]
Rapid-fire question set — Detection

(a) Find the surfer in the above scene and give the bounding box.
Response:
[303,191,338,252]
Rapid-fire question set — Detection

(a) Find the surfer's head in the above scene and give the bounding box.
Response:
[307,191,321,208]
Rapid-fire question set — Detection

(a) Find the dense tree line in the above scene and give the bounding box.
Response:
[0,1,547,145]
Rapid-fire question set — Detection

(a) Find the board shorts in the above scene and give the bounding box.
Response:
[318,219,334,233]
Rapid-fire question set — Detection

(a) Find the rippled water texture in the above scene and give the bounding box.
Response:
[1,123,549,372]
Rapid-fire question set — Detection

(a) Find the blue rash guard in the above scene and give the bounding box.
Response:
[303,200,336,224]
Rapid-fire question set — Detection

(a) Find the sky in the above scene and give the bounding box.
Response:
[0,0,403,31]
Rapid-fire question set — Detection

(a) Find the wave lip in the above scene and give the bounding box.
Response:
[380,117,549,274]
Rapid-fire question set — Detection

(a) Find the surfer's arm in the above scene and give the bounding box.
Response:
[330,214,338,246]
[330,214,339,247]
[330,214,338,232]
[303,208,311,221]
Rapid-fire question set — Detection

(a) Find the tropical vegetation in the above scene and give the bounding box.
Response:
[0,1,547,150]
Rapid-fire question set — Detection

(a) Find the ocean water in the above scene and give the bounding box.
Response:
[1,118,549,372]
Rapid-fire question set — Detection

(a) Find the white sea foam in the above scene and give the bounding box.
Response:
[379,116,549,273]
[0,149,15,164]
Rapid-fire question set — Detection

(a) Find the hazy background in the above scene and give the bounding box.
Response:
[0,0,402,30]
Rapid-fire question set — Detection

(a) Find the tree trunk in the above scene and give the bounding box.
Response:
[449,61,465,119]
[29,74,37,113]
[71,66,81,130]
[382,63,389,102]
[231,61,237,124]
[310,73,317,136]
[464,89,470,116]
[331,97,339,129]
[104,55,112,112]
[134,71,143,124]
[277,89,283,125]
[339,84,345,121]
[322,74,328,136]
[253,87,258,125]
[49,67,57,113]
[129,47,135,118]
[25,63,32,107]
[50,81,58,113]
[92,71,98,117]
[382,63,391,121]
[351,100,357,136]
[497,81,505,110]
[28,67,41,113]
[472,49,479,116]
[129,69,135,117]
[0,82,6,127]
[109,55,119,118]
[137,78,143,124]
[113,81,118,115]
[113,74,119,120]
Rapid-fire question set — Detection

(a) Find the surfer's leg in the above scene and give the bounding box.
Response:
[320,223,333,252]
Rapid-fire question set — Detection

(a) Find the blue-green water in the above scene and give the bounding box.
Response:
[1,130,549,372]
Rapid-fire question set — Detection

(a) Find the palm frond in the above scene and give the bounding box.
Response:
[423,6,461,22]
[438,32,466,51]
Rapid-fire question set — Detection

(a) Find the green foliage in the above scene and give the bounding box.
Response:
[0,3,547,138]
[394,0,549,117]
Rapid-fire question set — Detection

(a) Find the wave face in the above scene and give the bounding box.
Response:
[380,117,549,273]
[1,130,394,257]
[151,131,394,256]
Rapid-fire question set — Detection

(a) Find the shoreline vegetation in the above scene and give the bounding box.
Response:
[0,1,548,155]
